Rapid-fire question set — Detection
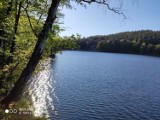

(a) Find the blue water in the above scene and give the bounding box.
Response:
[49,51,160,120]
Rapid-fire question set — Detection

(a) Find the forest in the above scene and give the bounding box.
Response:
[1,0,160,119]
[77,30,160,56]
[0,0,78,119]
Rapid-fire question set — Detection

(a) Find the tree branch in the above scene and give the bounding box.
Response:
[22,6,38,38]
[77,0,127,19]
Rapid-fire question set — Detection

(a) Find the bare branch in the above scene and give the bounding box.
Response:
[77,0,127,19]
[37,13,43,24]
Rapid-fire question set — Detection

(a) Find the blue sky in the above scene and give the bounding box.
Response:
[59,0,160,37]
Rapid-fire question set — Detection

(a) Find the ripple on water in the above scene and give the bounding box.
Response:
[28,52,160,120]
[28,59,58,118]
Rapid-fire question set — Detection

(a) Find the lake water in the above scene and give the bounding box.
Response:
[29,51,160,120]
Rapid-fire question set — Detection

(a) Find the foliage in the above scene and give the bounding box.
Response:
[0,0,64,89]
[77,30,160,56]
[0,0,79,109]
[43,33,79,57]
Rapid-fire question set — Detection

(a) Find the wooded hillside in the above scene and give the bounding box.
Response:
[77,30,160,56]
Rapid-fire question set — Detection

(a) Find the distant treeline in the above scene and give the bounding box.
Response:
[77,30,160,56]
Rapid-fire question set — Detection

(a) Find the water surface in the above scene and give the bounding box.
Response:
[30,51,160,120]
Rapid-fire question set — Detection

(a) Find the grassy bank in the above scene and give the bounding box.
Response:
[0,94,47,120]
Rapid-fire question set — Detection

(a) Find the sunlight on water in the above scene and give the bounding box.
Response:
[28,58,58,118]
[26,51,160,120]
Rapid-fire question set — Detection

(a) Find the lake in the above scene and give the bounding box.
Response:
[29,51,160,120]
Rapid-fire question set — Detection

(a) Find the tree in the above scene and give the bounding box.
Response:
[0,0,45,95]
[1,0,61,107]
[78,30,160,55]
[7,1,22,64]
[1,0,126,107]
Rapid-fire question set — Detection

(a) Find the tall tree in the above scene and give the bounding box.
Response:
[7,1,22,64]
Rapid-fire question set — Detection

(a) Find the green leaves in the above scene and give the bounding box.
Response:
[0,2,2,8]
[79,30,160,56]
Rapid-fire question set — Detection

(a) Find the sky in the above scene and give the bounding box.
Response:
[59,0,160,37]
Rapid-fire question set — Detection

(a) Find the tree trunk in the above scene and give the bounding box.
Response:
[0,0,14,66]
[6,0,14,15]
[1,0,60,107]
[7,1,22,64]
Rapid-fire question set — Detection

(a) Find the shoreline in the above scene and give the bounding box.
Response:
[64,49,160,58]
